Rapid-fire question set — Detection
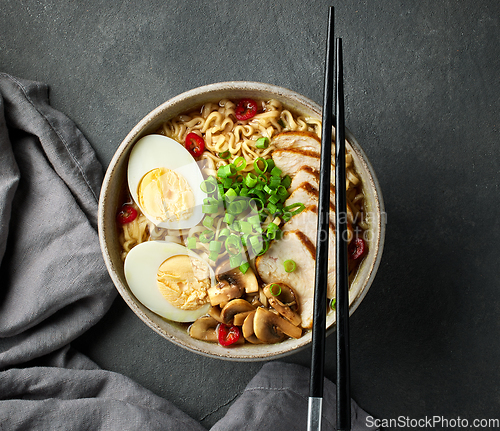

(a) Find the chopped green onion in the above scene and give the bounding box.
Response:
[277,185,289,199]
[239,187,250,197]
[239,261,250,274]
[330,298,336,311]
[252,223,263,234]
[216,183,225,200]
[255,137,270,149]
[257,238,269,256]
[257,174,267,185]
[268,194,280,205]
[281,175,292,189]
[266,222,281,240]
[283,202,305,213]
[254,191,267,204]
[269,284,282,296]
[224,213,235,225]
[263,184,274,195]
[283,202,305,221]
[218,164,236,178]
[283,259,296,273]
[209,251,218,261]
[266,222,279,233]
[218,150,231,159]
[249,235,264,254]
[186,237,197,249]
[225,187,238,201]
[269,176,281,189]
[278,119,286,128]
[218,227,230,239]
[267,202,279,216]
[254,158,268,175]
[202,203,219,213]
[239,221,252,234]
[229,254,243,268]
[202,197,220,212]
[227,199,247,215]
[241,233,250,247]
[200,177,218,193]
[249,197,265,214]
[209,240,222,253]
[222,177,233,189]
[203,216,214,228]
[290,203,306,215]
[266,159,275,171]
[247,214,261,225]
[245,173,258,188]
[233,156,247,171]
[225,235,242,255]
[271,166,282,177]
[199,230,215,243]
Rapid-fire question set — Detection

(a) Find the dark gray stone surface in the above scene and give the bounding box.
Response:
[2,0,499,429]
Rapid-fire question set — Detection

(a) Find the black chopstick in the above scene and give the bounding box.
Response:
[307,6,335,431]
[335,38,351,431]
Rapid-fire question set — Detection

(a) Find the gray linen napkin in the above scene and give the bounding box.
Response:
[211,361,378,431]
[0,73,206,431]
[0,73,377,431]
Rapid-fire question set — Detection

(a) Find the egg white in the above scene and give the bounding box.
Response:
[124,241,214,322]
[127,134,206,229]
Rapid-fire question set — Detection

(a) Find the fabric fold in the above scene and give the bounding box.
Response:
[0,348,205,431]
[0,73,116,369]
[211,362,378,431]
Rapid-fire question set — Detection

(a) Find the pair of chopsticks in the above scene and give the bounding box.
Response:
[307,6,350,431]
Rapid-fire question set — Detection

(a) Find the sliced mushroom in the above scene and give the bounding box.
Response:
[208,306,224,323]
[220,299,255,325]
[208,279,243,306]
[189,316,218,342]
[258,287,268,307]
[216,260,259,294]
[253,307,302,343]
[249,294,264,308]
[242,268,259,293]
[233,310,254,326]
[263,283,302,326]
[242,310,262,344]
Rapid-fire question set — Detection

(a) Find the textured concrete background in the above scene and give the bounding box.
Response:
[2,0,499,428]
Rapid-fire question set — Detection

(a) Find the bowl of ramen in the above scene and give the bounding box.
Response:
[98,81,385,360]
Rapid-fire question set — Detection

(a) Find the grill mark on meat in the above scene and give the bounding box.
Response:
[289,165,336,195]
[294,229,316,258]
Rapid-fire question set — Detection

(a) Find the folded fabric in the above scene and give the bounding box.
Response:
[0,72,205,430]
[0,73,378,430]
[0,73,116,369]
[211,361,378,431]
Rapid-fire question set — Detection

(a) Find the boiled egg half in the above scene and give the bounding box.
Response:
[124,241,214,322]
[127,134,206,230]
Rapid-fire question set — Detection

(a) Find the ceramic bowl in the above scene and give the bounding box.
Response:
[98,81,386,361]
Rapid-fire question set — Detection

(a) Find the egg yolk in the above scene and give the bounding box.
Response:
[138,167,195,224]
[156,255,210,310]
